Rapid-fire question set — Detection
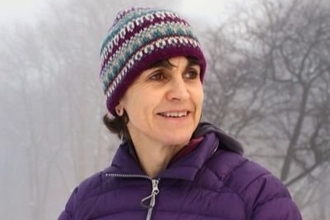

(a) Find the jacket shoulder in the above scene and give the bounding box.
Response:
[73,171,104,203]
[205,151,302,219]
[59,171,104,219]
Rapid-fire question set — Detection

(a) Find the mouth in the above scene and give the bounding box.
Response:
[157,111,189,118]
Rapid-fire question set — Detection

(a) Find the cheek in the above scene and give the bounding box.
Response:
[195,89,204,116]
[200,89,204,102]
[124,98,153,121]
[125,101,141,119]
[193,86,204,105]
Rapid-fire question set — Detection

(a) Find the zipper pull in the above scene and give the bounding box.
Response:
[141,179,160,208]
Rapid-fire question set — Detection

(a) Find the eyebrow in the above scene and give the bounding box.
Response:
[148,57,200,70]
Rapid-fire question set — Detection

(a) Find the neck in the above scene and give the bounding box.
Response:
[132,140,186,178]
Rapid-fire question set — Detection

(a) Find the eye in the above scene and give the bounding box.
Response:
[183,68,199,79]
[149,71,166,81]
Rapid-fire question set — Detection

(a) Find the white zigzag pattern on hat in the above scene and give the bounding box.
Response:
[105,36,200,98]
[101,10,186,58]
[100,21,191,81]
[100,20,189,66]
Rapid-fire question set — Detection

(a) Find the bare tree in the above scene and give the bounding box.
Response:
[0,1,187,219]
[202,0,330,218]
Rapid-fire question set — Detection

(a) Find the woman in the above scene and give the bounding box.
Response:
[59,7,302,220]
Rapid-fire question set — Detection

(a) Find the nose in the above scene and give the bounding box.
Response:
[166,78,190,101]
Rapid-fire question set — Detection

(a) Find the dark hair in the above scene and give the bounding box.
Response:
[102,57,201,140]
[103,111,131,141]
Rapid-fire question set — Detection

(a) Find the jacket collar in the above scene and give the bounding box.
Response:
[158,132,218,181]
[103,122,243,181]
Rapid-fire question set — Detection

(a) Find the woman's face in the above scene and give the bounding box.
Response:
[119,56,204,148]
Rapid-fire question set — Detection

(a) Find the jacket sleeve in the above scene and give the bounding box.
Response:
[251,195,302,220]
[57,171,103,220]
[58,211,72,220]
[244,172,302,220]
[231,159,302,220]
[57,187,78,220]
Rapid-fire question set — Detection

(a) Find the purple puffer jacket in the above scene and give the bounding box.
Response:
[58,123,302,220]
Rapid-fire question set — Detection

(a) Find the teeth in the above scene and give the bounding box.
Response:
[160,112,188,118]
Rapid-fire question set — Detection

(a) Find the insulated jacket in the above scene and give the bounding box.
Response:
[59,122,302,220]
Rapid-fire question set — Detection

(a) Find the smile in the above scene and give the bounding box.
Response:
[158,111,189,118]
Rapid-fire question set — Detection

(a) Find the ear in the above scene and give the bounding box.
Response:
[115,104,124,116]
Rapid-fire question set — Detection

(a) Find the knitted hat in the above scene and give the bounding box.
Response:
[100,7,206,117]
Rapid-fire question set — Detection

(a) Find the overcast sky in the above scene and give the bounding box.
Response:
[0,0,45,23]
[0,0,257,26]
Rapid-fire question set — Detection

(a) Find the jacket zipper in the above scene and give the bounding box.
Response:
[104,173,160,220]
[142,179,159,220]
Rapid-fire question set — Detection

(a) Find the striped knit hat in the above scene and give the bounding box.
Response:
[100,7,206,116]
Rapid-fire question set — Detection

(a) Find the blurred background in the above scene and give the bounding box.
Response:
[0,0,329,219]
